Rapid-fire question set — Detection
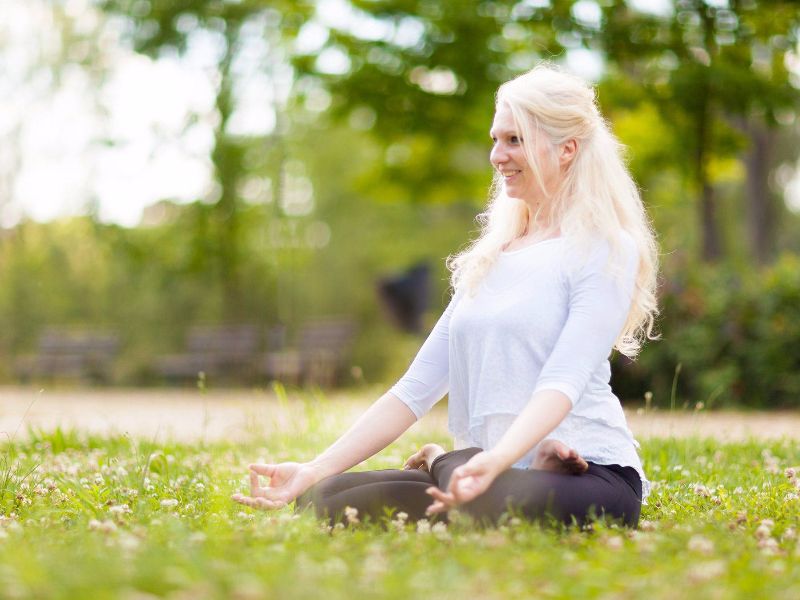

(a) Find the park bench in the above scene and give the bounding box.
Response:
[260,318,356,387]
[153,324,260,382]
[14,328,120,384]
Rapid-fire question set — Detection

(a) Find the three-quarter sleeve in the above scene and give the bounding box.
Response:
[532,236,638,406]
[389,291,460,418]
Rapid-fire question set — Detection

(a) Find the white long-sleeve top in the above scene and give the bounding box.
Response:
[390,233,650,500]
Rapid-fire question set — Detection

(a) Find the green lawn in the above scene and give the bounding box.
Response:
[1,420,799,599]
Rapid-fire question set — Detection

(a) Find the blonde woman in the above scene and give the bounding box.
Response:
[233,65,658,527]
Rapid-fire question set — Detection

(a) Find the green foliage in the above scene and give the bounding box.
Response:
[0,428,799,598]
[615,253,800,408]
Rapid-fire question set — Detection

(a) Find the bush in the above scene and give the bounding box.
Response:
[614,253,800,409]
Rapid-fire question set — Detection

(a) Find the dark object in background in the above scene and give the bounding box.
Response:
[378,263,430,333]
[14,328,120,384]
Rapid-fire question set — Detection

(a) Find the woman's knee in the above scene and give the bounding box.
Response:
[431,447,483,487]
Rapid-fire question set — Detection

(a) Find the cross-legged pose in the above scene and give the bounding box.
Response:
[233,64,658,528]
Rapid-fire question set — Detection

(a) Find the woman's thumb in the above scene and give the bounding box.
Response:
[249,464,276,476]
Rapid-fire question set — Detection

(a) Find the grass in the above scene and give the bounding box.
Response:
[0,414,799,599]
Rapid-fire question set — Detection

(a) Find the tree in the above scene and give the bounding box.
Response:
[97,0,314,319]
[589,0,800,262]
[296,0,800,262]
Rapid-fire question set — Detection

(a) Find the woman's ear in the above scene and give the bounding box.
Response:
[559,139,578,167]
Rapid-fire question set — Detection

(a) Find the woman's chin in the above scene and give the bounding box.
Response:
[504,187,525,201]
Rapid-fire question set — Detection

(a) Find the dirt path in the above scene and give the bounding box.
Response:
[1,386,798,443]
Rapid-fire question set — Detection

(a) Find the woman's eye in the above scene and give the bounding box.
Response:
[510,136,521,144]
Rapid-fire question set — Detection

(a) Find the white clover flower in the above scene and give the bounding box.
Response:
[757,537,779,555]
[391,511,409,532]
[344,506,360,525]
[605,536,624,550]
[755,524,772,540]
[109,504,131,515]
[693,484,711,497]
[432,521,449,540]
[89,519,117,533]
[117,532,140,551]
[160,498,179,508]
[639,520,657,532]
[687,560,726,583]
[195,482,205,492]
[786,467,796,480]
[416,519,431,534]
[687,535,714,555]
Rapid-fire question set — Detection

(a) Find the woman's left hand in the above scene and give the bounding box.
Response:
[425,451,503,515]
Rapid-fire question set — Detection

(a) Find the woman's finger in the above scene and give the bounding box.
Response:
[249,470,261,497]
[425,500,447,515]
[403,450,422,470]
[426,486,455,505]
[249,464,276,477]
[254,497,285,510]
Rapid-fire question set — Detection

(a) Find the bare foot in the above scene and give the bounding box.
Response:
[531,439,588,475]
[403,443,447,472]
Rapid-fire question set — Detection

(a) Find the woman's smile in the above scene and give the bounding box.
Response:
[499,168,522,183]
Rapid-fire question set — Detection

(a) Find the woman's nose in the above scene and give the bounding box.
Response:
[490,144,507,168]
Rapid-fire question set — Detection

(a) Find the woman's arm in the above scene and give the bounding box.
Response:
[234,291,459,510]
[426,390,570,513]
[310,289,460,473]
[233,392,417,509]
[481,389,572,471]
[306,392,418,480]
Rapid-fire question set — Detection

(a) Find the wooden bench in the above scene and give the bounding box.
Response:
[260,318,356,387]
[14,328,120,384]
[154,324,260,382]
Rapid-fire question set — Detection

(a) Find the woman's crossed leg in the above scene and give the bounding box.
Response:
[297,446,641,527]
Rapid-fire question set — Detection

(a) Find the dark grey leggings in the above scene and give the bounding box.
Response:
[296,447,642,527]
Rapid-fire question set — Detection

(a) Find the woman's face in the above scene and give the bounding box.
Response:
[489,102,558,208]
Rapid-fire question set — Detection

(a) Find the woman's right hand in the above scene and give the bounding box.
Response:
[231,462,320,510]
[403,443,447,472]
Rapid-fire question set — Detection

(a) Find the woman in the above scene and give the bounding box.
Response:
[232,64,658,528]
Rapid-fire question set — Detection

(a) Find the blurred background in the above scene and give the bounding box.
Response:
[1,0,799,409]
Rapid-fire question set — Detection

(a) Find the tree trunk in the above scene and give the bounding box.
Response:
[696,7,723,262]
[742,119,775,264]
[212,28,244,322]
[695,91,723,262]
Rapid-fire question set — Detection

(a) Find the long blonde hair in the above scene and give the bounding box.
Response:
[447,64,659,357]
